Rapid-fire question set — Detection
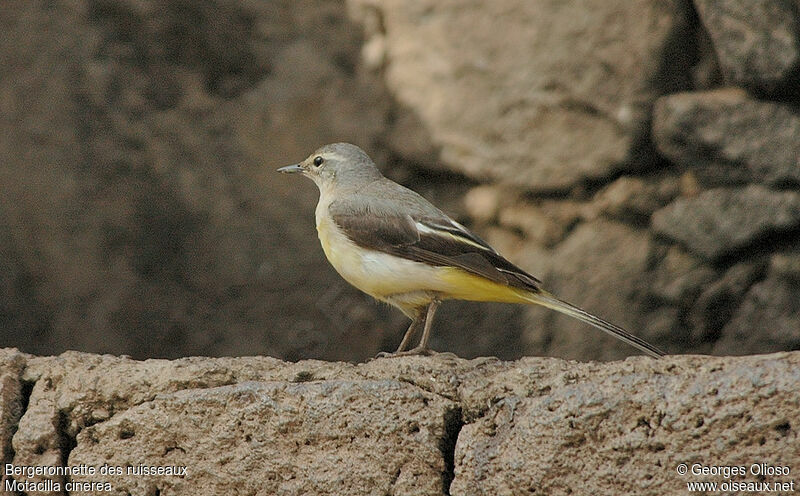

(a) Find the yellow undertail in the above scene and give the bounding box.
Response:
[438,268,665,358]
[437,268,533,304]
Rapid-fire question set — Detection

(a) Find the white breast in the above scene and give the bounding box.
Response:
[314,199,445,305]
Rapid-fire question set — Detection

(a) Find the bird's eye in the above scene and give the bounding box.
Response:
[313,156,324,167]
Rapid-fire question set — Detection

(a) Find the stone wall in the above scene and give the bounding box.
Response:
[1,0,798,362]
[348,0,800,360]
[1,348,798,495]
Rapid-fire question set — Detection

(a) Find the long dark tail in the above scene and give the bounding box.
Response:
[523,291,666,358]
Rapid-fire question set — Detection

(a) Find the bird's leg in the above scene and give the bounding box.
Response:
[374,307,426,358]
[375,300,442,358]
[408,299,440,354]
[395,308,426,353]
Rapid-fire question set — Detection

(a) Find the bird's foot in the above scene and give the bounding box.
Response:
[375,346,434,358]
[375,347,459,359]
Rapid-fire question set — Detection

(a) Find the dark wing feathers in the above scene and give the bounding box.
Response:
[418,219,496,252]
[329,199,541,292]
[337,210,420,248]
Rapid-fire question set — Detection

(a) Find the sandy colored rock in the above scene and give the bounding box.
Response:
[4,350,800,495]
[770,248,800,281]
[70,381,453,495]
[350,0,691,190]
[522,220,657,360]
[646,246,716,308]
[462,186,503,224]
[452,353,800,495]
[687,262,765,343]
[653,89,800,186]
[0,349,27,465]
[498,203,572,248]
[10,351,365,483]
[1,0,799,369]
[0,0,393,363]
[694,0,800,96]
[651,185,800,262]
[589,175,678,223]
[713,274,800,356]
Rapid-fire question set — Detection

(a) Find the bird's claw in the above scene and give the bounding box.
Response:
[372,347,461,359]
[375,347,434,358]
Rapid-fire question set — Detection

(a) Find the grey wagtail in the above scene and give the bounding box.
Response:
[278,143,665,358]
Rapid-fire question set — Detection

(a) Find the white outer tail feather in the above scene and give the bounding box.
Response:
[524,291,666,358]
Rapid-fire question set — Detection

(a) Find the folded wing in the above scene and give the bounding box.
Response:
[329,199,541,293]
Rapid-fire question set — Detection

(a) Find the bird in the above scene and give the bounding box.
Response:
[278,143,665,358]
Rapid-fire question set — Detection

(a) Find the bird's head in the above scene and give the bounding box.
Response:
[277,143,383,190]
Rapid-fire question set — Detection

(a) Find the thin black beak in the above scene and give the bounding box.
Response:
[277,164,303,174]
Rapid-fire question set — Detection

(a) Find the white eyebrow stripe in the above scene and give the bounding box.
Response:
[414,221,495,252]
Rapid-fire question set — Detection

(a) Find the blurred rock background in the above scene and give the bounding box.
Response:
[1,0,798,362]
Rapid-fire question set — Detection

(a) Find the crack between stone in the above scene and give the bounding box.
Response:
[50,378,236,496]
[57,380,244,476]
[16,361,486,495]
[4,377,34,467]
[3,360,34,496]
[57,410,77,496]
[349,368,481,495]
[439,406,464,496]
[394,375,460,403]
[64,375,243,431]
[712,226,800,270]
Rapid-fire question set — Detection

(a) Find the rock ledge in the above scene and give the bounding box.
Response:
[1,348,797,495]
